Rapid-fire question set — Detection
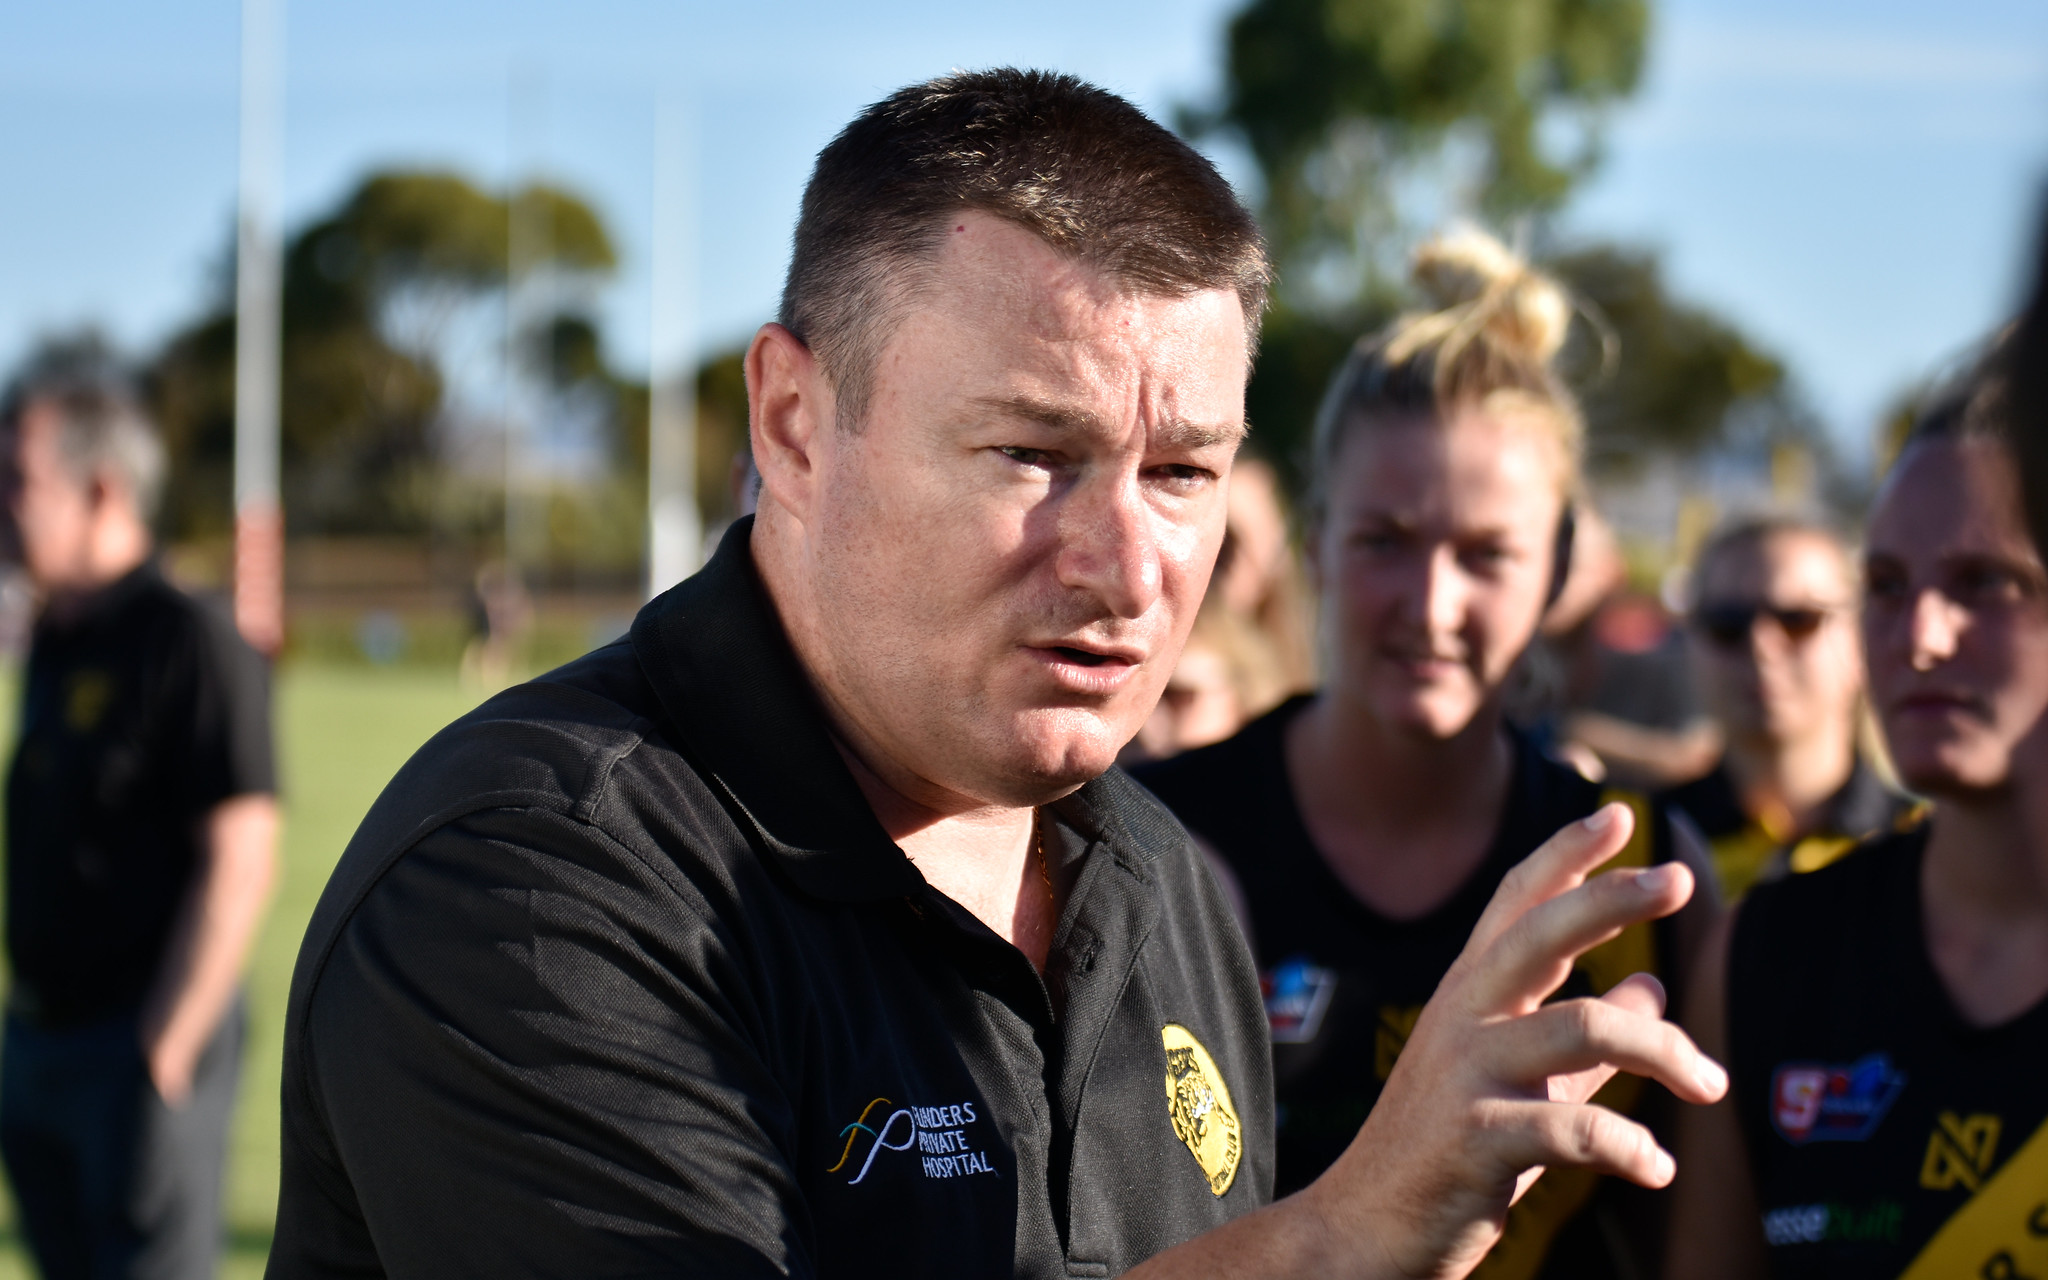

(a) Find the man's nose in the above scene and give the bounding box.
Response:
[1907,587,1962,671]
[1055,470,1162,620]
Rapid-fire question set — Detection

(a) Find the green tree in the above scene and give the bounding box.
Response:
[1545,245,1794,469]
[1215,0,1647,304]
[149,170,617,541]
[1207,0,1807,492]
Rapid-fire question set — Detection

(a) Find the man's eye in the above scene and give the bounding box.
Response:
[997,446,1051,467]
[1150,464,1212,487]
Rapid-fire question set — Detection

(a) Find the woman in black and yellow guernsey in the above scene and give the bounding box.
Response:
[1132,228,1717,1280]
[1668,354,2048,1279]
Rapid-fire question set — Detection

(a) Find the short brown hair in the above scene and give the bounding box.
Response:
[779,68,1270,427]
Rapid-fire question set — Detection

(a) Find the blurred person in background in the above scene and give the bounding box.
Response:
[459,559,533,690]
[1135,226,1717,1280]
[1662,517,1918,902]
[1214,455,1318,694]
[0,342,278,1280]
[1127,596,1290,761]
[1514,508,1723,787]
[1669,355,2048,1278]
[1122,455,1312,765]
[1508,503,1631,778]
[1559,594,1722,789]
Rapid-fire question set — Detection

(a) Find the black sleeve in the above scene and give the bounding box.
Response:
[177,596,276,805]
[270,806,810,1280]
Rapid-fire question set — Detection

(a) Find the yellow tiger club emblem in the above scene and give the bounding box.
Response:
[64,669,114,733]
[1162,1023,1241,1196]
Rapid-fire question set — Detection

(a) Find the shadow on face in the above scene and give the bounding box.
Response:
[1864,437,2048,796]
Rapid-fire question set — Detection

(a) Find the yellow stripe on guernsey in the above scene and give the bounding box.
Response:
[1718,800,1931,901]
[1471,789,1657,1280]
[1710,825,1784,904]
[1900,1113,2048,1280]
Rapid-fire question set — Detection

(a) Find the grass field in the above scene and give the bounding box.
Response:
[0,666,488,1278]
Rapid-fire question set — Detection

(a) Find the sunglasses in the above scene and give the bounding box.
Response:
[1693,602,1836,649]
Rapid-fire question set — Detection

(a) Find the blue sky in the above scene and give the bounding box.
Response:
[3,0,2045,461]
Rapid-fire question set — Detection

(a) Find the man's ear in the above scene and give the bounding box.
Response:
[745,323,831,522]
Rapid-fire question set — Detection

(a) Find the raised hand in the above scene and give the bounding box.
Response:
[1302,802,1728,1278]
[1129,803,1728,1280]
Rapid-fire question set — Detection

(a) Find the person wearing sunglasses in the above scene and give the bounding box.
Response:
[1668,348,2048,1280]
[1663,517,1918,902]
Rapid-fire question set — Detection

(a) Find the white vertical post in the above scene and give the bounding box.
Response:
[647,86,701,599]
[505,67,554,584]
[233,0,285,656]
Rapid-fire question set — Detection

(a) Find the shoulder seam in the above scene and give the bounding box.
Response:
[569,716,651,827]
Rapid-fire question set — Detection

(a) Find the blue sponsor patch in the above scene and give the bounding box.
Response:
[1261,956,1336,1044]
[1771,1052,1907,1144]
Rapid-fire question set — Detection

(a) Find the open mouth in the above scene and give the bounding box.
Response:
[1026,641,1144,694]
[1051,645,1115,667]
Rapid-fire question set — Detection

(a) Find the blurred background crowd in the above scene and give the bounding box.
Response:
[3,0,2046,1273]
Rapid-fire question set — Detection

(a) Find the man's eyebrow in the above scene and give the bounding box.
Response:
[1156,418,1248,451]
[974,395,1246,450]
[977,395,1103,434]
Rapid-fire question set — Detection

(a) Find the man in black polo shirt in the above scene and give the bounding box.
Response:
[0,345,278,1279]
[269,70,1724,1279]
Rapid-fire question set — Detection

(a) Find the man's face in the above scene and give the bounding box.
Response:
[776,213,1247,807]
[1864,437,2048,795]
[1313,412,1565,741]
[3,403,97,591]
[1690,531,1862,748]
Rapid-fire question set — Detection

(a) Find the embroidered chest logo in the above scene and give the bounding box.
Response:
[1921,1112,2003,1192]
[64,669,114,733]
[1262,957,1337,1044]
[1162,1023,1241,1196]
[1771,1053,1908,1144]
[828,1097,996,1185]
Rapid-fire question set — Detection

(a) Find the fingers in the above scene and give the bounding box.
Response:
[1601,972,1666,1019]
[1481,996,1729,1106]
[1462,804,1635,959]
[1463,859,1695,1016]
[1541,976,1665,1105]
[1481,1098,1677,1189]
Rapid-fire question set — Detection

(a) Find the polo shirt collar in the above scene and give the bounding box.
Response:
[1829,756,1902,838]
[629,517,921,902]
[34,558,163,640]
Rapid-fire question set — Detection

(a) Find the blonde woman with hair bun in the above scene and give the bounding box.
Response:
[1135,225,1718,1280]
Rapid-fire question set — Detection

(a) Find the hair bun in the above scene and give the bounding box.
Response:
[1408,225,1572,366]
